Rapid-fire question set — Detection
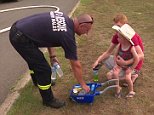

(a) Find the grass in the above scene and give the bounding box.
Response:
[8,0,154,115]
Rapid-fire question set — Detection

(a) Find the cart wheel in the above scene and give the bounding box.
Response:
[69,97,72,101]
[69,97,78,103]
[69,97,75,102]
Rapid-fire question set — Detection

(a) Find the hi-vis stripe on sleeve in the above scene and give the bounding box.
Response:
[38,84,51,90]
[29,70,34,74]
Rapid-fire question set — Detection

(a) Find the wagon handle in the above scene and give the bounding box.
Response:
[95,79,119,95]
[95,85,118,95]
[100,79,118,86]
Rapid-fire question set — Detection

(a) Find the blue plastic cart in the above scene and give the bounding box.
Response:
[70,79,118,104]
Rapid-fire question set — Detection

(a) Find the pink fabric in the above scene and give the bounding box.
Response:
[112,32,144,70]
[118,44,133,61]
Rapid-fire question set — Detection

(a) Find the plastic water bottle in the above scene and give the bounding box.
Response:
[51,66,57,81]
[53,62,63,77]
[93,69,99,82]
[94,63,102,70]
[93,63,102,82]
[91,84,95,92]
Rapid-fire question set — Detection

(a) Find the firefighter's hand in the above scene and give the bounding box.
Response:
[82,84,90,93]
[50,56,59,66]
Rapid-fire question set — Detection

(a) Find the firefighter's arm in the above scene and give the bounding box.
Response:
[47,47,59,65]
[69,59,90,92]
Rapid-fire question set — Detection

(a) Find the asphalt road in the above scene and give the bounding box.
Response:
[0,0,79,105]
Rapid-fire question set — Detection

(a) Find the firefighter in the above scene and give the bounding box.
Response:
[9,11,93,108]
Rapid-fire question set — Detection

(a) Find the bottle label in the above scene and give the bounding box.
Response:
[93,70,99,82]
[51,67,57,80]
[91,84,95,91]
[53,62,63,77]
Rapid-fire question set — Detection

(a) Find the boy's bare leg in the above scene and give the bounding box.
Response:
[125,74,134,92]
[120,72,139,87]
[131,74,138,83]
[112,66,122,98]
[125,73,136,98]
[106,70,113,80]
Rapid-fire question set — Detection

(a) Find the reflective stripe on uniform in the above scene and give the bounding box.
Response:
[38,84,51,90]
[30,70,34,74]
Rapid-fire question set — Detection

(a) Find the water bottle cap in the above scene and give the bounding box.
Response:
[93,63,102,70]
[93,70,98,73]
[56,64,60,68]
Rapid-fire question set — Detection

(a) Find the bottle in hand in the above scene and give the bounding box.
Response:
[53,62,63,77]
[93,63,102,82]
[93,69,99,82]
[51,66,57,86]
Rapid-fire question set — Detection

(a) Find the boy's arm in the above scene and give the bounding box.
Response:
[114,45,120,66]
[69,59,90,92]
[93,43,117,68]
[120,45,144,66]
[135,45,144,60]
[130,46,139,69]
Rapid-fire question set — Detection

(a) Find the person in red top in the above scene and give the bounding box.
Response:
[112,24,139,98]
[112,32,144,71]
[93,13,144,86]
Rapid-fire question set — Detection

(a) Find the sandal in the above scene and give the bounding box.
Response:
[115,87,122,98]
[126,91,135,98]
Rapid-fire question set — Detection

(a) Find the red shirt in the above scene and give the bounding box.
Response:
[112,33,144,70]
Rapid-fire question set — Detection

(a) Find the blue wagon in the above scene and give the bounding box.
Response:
[70,79,118,104]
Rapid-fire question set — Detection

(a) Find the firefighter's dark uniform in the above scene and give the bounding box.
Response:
[9,11,77,108]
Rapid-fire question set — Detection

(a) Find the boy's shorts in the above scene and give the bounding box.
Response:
[103,55,139,78]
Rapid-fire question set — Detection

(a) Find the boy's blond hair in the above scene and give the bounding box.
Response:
[113,13,128,24]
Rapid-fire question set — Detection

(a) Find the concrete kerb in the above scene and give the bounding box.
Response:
[0,72,31,115]
[0,1,80,115]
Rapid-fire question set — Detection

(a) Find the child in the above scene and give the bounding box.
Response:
[112,24,139,98]
[93,13,144,85]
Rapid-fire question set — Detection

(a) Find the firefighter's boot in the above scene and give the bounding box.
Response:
[39,88,65,108]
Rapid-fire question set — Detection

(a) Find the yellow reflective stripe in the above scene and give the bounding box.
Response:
[38,84,51,90]
[29,70,34,74]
